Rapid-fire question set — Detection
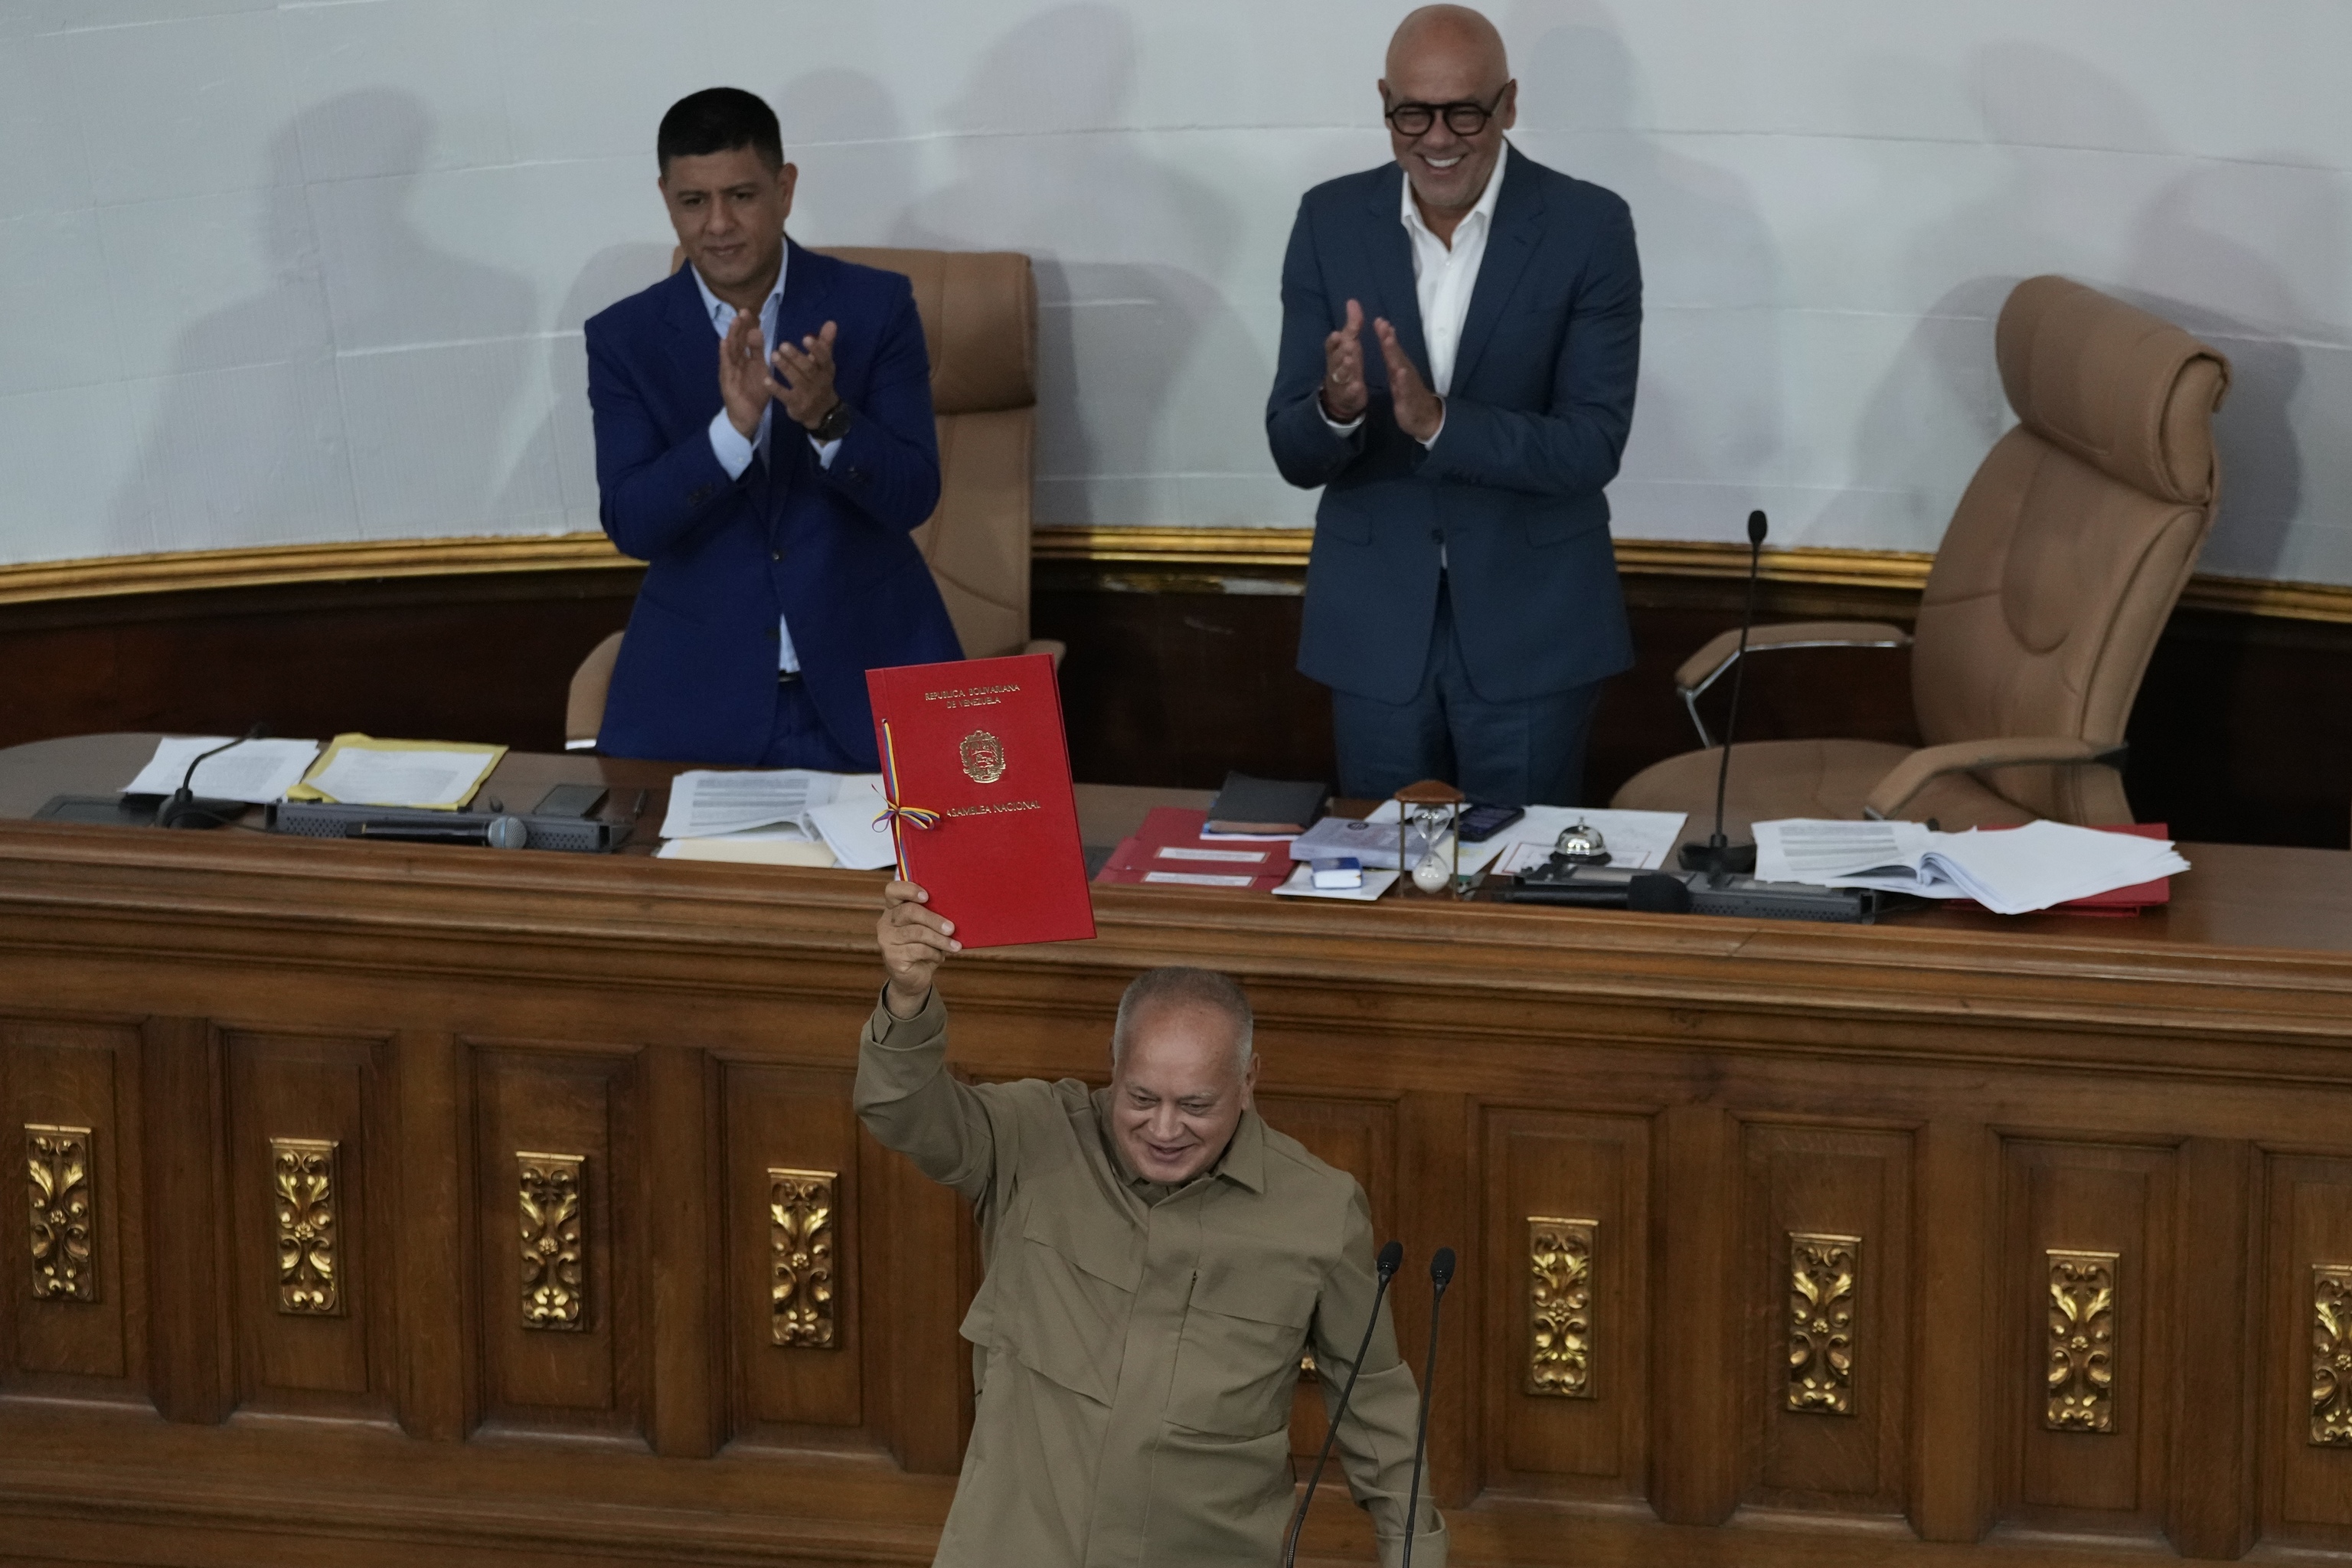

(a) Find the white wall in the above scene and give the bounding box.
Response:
[2,0,2345,582]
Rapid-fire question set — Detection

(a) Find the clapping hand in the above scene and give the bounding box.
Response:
[718,308,773,440]
[878,880,959,1018]
[1321,299,1369,423]
[1374,317,1444,443]
[770,321,842,431]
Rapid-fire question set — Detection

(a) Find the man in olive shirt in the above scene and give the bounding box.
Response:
[861,880,1446,1567]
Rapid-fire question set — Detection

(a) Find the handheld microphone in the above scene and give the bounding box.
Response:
[349,815,531,850]
[1282,1239,1404,1568]
[1680,510,1768,878]
[157,722,269,830]
[1400,1246,1455,1568]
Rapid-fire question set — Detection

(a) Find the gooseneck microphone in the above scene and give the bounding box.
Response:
[157,722,269,830]
[1400,1246,1455,1568]
[1680,509,1769,878]
[1282,1239,1405,1568]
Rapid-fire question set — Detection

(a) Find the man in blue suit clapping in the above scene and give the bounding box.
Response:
[1267,7,1642,806]
[587,88,960,769]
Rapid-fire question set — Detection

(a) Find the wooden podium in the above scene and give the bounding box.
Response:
[2,734,2350,1566]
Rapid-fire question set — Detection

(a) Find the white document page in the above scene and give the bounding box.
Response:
[302,747,497,810]
[658,770,881,839]
[1753,819,1934,884]
[806,780,897,871]
[124,737,320,803]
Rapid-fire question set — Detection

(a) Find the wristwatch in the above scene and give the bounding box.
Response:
[807,399,854,443]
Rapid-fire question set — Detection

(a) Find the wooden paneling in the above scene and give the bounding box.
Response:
[2,752,2352,1566]
[721,1063,864,1445]
[1480,1109,1651,1501]
[0,1018,143,1396]
[2262,1153,2352,1548]
[469,1041,645,1440]
[1739,1124,1913,1516]
[1999,1140,2178,1536]
[223,1029,394,1415]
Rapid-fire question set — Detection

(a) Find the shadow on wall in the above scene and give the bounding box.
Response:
[109,90,542,555]
[891,2,1268,528]
[1508,0,1785,542]
[1869,45,2336,580]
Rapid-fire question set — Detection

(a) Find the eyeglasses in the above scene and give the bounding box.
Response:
[1383,86,1511,138]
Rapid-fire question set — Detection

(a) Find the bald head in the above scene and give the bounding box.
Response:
[1381,5,1516,221]
[1387,5,1509,85]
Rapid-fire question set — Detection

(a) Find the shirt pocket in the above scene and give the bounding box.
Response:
[1001,1200,1138,1406]
[1166,1263,1318,1439]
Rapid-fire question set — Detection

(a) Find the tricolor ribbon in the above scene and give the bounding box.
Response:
[872,720,938,871]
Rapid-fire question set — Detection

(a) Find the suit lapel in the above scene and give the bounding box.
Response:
[1449,145,1544,394]
[771,238,838,369]
[1361,166,1430,383]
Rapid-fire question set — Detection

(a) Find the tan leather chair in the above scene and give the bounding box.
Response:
[567,246,1054,750]
[1612,276,2231,838]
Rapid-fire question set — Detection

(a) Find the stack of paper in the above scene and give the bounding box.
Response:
[124,736,321,803]
[655,771,893,869]
[1753,818,2189,915]
[288,734,507,811]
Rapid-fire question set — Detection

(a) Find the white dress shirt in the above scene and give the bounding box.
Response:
[1325,142,1511,449]
[690,254,841,673]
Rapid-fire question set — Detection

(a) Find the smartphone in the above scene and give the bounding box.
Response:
[533,782,609,818]
[1457,803,1527,843]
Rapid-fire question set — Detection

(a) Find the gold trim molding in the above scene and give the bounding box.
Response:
[5,528,2349,625]
[769,1166,838,1349]
[2046,1250,2118,1432]
[1527,1216,1596,1399]
[2314,1263,2352,1447]
[26,1124,96,1303]
[272,1137,341,1317]
[1787,1232,1859,1416]
[518,1152,586,1332]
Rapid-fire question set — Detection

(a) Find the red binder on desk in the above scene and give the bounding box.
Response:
[866,654,1096,950]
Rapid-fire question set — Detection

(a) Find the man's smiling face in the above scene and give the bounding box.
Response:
[1381,11,1516,217]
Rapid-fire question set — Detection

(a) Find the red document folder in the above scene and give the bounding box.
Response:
[1091,808,1288,891]
[865,654,1096,949]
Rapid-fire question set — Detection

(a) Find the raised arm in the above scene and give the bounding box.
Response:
[1313,1191,1449,1568]
[586,319,743,562]
[851,881,998,1204]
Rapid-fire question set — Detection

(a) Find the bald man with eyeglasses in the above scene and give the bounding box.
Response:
[1267,4,1642,809]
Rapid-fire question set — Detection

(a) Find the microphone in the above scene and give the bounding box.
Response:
[1400,1246,1455,1568]
[1679,510,1768,879]
[349,816,531,849]
[157,722,268,830]
[1283,1239,1404,1568]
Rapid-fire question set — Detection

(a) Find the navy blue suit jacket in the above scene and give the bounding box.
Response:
[585,242,961,768]
[1266,148,1642,703]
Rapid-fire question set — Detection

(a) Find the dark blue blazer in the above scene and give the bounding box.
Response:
[1266,147,1642,704]
[585,242,961,768]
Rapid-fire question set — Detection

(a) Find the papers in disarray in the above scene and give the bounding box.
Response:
[123,736,321,804]
[291,734,506,811]
[658,770,893,871]
[1753,818,2189,915]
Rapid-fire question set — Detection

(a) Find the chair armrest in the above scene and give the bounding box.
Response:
[1022,637,1067,669]
[1675,621,1914,695]
[1863,737,2128,821]
[1675,621,1913,746]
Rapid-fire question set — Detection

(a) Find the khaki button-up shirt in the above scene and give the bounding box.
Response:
[854,989,1446,1568]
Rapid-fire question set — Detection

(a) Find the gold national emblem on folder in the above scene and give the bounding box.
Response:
[959,730,1008,784]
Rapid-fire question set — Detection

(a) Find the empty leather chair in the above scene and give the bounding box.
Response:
[1612,276,2230,838]
[567,246,1053,750]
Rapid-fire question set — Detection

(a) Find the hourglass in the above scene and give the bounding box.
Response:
[1392,779,1466,899]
